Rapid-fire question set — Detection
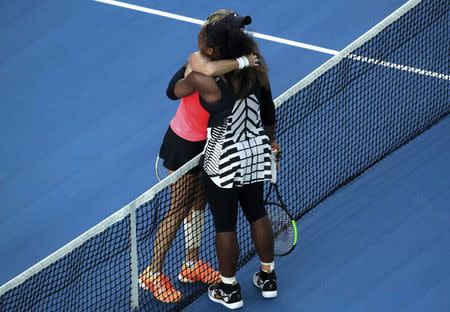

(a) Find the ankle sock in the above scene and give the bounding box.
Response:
[221,275,237,285]
[260,261,275,273]
[183,261,196,268]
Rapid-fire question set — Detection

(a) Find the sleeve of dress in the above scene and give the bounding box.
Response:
[166,65,187,100]
[260,82,276,126]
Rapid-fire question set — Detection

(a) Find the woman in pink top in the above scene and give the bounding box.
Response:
[139,10,258,304]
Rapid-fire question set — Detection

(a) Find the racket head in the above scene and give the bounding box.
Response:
[155,155,170,182]
[265,200,298,256]
[265,149,297,256]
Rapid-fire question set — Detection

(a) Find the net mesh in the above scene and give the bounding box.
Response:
[1,0,449,311]
[274,0,449,219]
[0,217,132,311]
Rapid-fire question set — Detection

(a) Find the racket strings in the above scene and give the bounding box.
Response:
[265,203,296,256]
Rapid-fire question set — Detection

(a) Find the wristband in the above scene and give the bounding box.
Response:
[243,56,249,67]
[236,56,249,69]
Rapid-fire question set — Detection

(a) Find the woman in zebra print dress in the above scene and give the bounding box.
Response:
[172,22,280,309]
[139,11,260,304]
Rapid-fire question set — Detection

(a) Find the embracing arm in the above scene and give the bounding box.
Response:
[188,51,259,77]
[174,71,221,102]
[166,65,187,100]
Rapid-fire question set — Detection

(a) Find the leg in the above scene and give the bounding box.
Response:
[204,176,240,277]
[240,182,274,266]
[240,182,277,299]
[250,216,274,265]
[215,232,240,277]
[184,172,207,263]
[139,173,198,303]
[178,173,220,284]
[204,176,244,309]
[145,172,197,273]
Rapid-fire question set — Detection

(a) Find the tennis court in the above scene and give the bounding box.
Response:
[1,0,449,311]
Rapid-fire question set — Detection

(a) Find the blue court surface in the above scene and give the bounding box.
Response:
[185,115,450,312]
[1,0,449,311]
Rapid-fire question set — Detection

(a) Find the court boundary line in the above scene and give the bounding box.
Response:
[93,0,449,82]
[274,0,449,106]
[93,0,340,55]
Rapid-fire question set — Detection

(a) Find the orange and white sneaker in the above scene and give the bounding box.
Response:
[138,272,182,303]
[178,260,221,284]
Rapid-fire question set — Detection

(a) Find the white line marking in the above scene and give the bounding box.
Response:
[94,0,205,25]
[348,54,450,80]
[94,0,448,80]
[93,0,339,55]
[250,32,339,55]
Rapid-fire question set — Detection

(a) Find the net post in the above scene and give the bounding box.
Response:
[129,201,139,310]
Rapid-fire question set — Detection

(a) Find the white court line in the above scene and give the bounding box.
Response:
[95,0,206,25]
[93,0,339,55]
[94,0,449,80]
[348,54,450,80]
[250,32,339,55]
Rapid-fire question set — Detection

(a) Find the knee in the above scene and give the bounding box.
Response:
[214,221,236,233]
[246,206,267,224]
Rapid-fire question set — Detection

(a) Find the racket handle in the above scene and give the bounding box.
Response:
[270,150,277,184]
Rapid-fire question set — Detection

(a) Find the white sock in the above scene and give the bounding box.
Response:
[184,220,194,249]
[183,260,196,268]
[220,275,237,285]
[191,209,204,248]
[260,261,275,273]
[143,271,160,279]
[184,210,204,249]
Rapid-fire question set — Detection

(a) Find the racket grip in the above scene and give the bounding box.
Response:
[270,150,277,184]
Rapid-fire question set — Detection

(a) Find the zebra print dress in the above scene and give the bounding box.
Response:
[203,94,272,188]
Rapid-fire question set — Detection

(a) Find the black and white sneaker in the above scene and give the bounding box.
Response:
[208,282,244,309]
[253,269,277,298]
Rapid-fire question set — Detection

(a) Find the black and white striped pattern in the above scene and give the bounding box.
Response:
[203,95,272,188]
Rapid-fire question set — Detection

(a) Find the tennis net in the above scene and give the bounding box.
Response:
[1,0,448,311]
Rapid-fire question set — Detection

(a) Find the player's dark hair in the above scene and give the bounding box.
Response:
[200,23,269,99]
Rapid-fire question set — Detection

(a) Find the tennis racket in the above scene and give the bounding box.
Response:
[264,152,298,257]
[155,155,170,182]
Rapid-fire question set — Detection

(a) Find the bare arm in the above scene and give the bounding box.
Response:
[174,71,221,103]
[188,51,259,76]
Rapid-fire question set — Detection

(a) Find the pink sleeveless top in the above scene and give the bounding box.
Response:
[170,92,209,142]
